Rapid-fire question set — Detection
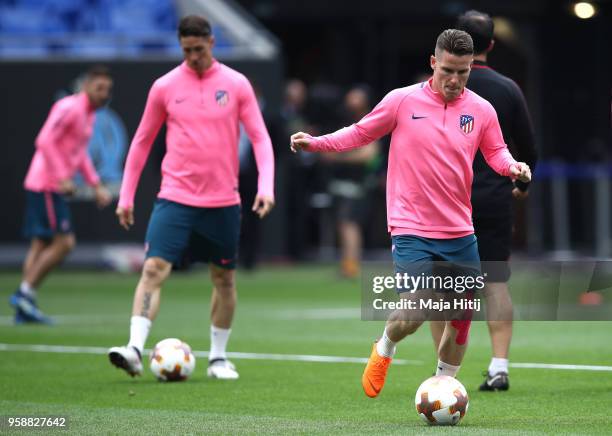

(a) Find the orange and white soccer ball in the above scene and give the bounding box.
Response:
[415,375,469,425]
[149,338,196,382]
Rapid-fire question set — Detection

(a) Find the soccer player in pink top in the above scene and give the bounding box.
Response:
[9,66,113,324]
[291,29,531,398]
[108,15,275,380]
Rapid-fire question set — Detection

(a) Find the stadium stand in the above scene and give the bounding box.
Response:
[0,0,249,58]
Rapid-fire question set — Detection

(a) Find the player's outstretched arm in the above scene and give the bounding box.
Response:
[509,162,532,183]
[290,132,313,153]
[116,206,134,230]
[291,91,398,154]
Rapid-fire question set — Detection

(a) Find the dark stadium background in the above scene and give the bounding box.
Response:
[0,0,609,261]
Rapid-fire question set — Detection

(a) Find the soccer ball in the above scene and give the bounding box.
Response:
[415,375,469,425]
[149,338,196,382]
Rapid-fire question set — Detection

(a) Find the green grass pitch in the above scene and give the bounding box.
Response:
[1,266,611,434]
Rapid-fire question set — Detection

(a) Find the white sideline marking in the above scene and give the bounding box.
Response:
[0,315,126,326]
[0,343,610,371]
[1,308,360,324]
[510,362,612,371]
[274,308,361,320]
[0,343,419,365]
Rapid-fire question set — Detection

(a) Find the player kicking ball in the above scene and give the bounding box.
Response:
[108,15,275,379]
[291,29,531,397]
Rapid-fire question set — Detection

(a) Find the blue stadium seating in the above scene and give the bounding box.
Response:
[0,0,181,57]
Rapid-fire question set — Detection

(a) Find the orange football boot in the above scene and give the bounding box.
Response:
[340,257,360,279]
[362,342,392,398]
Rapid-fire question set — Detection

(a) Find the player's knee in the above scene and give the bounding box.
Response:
[142,258,171,285]
[56,233,76,253]
[211,269,235,293]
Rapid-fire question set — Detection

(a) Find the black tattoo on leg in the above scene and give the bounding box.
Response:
[141,292,152,317]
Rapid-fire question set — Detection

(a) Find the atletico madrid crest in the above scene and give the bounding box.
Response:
[459,114,474,134]
[215,90,229,106]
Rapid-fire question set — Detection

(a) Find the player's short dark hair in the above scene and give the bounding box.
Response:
[456,10,494,54]
[435,29,474,56]
[178,15,212,39]
[85,65,111,80]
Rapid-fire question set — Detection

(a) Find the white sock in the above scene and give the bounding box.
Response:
[209,325,231,362]
[436,360,460,377]
[20,281,37,298]
[488,357,509,376]
[376,328,396,358]
[127,316,151,356]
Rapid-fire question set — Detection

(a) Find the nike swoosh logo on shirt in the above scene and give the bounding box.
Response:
[412,114,427,119]
[175,97,187,104]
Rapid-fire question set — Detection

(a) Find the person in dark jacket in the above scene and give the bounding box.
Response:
[430,10,538,392]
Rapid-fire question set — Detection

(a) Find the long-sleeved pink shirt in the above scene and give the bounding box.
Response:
[118,60,275,209]
[306,80,518,239]
[24,92,100,192]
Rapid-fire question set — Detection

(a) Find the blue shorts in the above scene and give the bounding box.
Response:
[23,190,73,240]
[391,234,481,293]
[145,199,240,269]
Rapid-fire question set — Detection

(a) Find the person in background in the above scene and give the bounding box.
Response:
[281,79,318,261]
[322,85,380,278]
[239,81,276,270]
[430,10,538,392]
[9,66,113,324]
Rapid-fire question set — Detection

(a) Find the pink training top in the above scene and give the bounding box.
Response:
[118,60,275,209]
[305,80,518,239]
[24,92,100,192]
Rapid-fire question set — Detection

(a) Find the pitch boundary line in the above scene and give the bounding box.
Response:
[0,343,610,371]
[0,343,420,365]
[509,362,612,371]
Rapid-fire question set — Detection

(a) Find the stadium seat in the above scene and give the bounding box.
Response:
[0,0,179,57]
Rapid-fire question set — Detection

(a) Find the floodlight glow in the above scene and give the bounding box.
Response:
[573,2,596,19]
